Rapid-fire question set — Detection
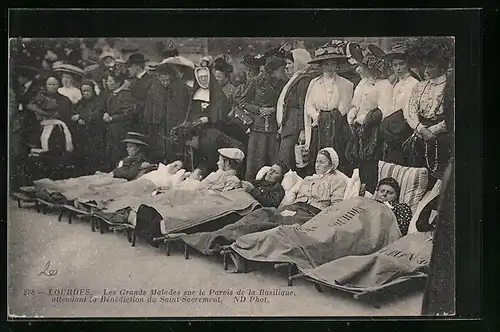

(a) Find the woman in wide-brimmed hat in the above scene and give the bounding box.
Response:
[303,40,354,176]
[345,43,393,193]
[53,62,85,105]
[379,43,421,165]
[405,37,454,181]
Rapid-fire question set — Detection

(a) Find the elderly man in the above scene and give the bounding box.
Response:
[127,53,156,133]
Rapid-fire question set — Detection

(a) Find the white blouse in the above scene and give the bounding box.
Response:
[391,73,419,119]
[58,87,82,105]
[305,74,350,121]
[303,73,354,148]
[348,78,393,124]
[407,74,448,135]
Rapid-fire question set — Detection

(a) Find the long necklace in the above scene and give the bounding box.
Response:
[418,80,443,174]
[425,137,439,173]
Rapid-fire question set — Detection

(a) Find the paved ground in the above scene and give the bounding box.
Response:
[7,199,423,318]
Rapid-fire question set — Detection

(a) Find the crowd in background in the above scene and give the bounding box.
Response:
[9,37,455,202]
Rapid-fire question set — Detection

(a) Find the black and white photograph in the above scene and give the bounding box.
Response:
[7,31,458,317]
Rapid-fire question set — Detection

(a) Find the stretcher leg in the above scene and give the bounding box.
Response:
[126,229,132,243]
[288,272,304,287]
[165,242,171,256]
[58,208,64,222]
[223,251,228,270]
[184,244,189,259]
[99,219,105,234]
[68,211,74,224]
[131,230,137,247]
[91,217,95,232]
[17,198,22,208]
[35,201,40,213]
[314,283,324,293]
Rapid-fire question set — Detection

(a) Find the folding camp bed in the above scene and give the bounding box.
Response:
[220,162,441,285]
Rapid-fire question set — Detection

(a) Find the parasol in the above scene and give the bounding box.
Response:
[160,56,195,69]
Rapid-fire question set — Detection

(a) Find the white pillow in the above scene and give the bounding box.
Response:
[279,170,303,207]
[343,169,361,200]
[256,166,271,180]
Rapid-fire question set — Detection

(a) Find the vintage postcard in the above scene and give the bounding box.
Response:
[7,35,456,318]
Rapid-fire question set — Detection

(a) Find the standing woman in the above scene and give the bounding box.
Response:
[380,44,420,165]
[304,41,354,176]
[237,57,288,180]
[102,72,137,171]
[72,80,107,173]
[26,76,74,154]
[144,63,190,164]
[406,39,454,181]
[276,48,316,171]
[213,55,237,104]
[345,43,393,193]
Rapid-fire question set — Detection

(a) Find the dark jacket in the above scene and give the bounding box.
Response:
[129,72,156,121]
[105,87,136,139]
[237,71,286,133]
[281,72,315,137]
[112,151,149,181]
[249,179,285,208]
[75,95,106,125]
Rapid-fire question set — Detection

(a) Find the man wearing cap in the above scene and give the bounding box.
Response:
[380,44,420,165]
[126,53,156,133]
[197,148,244,192]
[236,56,288,180]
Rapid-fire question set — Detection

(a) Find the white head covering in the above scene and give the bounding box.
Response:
[276,48,313,130]
[318,147,339,173]
[291,48,312,72]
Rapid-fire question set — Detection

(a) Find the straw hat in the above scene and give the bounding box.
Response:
[53,63,85,76]
[121,132,148,147]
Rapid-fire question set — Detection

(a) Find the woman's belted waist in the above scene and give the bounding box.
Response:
[319,108,338,113]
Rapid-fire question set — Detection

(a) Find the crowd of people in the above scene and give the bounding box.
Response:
[9,37,454,196]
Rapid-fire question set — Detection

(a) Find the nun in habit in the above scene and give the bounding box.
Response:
[183,66,241,173]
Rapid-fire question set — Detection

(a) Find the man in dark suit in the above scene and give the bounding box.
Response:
[126,53,156,134]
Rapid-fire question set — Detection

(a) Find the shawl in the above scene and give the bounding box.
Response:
[276,50,313,129]
[144,78,189,125]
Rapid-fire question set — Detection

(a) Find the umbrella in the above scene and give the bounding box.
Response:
[160,56,195,69]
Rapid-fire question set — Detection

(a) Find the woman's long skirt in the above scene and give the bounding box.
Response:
[307,110,352,176]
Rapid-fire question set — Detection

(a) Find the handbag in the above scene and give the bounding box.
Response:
[227,105,253,132]
[294,143,309,169]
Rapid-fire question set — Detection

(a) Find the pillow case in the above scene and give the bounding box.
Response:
[377,161,429,213]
